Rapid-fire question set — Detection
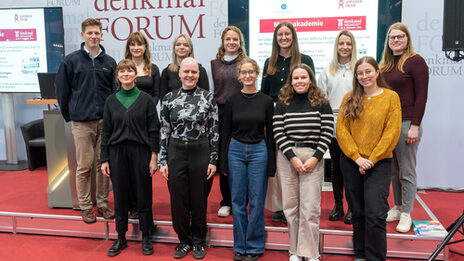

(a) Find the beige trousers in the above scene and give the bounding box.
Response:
[277,148,324,259]
[264,172,283,212]
[71,120,109,210]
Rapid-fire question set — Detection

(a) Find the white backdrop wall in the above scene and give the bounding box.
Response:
[402,0,464,189]
[0,0,228,161]
[2,1,463,189]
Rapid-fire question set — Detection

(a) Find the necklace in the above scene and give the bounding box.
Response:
[365,88,384,100]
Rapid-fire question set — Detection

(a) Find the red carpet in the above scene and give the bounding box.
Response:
[1,168,464,260]
[0,167,432,232]
[0,233,411,261]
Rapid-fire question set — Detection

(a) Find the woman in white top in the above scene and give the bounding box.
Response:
[318,30,357,224]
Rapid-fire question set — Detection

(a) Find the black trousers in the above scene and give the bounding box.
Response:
[329,138,350,204]
[340,154,391,261]
[207,104,232,207]
[109,141,153,237]
[168,138,210,245]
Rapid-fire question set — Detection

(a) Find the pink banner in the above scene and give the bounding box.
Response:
[260,16,366,33]
[0,29,37,41]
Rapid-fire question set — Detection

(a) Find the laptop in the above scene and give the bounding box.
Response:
[37,72,56,99]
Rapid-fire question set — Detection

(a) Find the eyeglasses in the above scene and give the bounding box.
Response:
[239,70,255,76]
[388,34,406,41]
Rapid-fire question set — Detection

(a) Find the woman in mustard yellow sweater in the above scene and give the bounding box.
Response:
[337,56,401,261]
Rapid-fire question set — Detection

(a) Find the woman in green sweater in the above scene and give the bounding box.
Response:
[101,59,160,257]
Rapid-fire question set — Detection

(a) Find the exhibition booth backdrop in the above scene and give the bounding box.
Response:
[0,0,462,189]
[403,0,464,189]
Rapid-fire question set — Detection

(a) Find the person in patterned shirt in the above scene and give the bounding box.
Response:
[159,57,219,260]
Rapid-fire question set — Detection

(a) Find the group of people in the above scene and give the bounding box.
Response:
[55,17,428,261]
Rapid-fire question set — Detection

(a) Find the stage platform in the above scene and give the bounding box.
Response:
[0,168,450,260]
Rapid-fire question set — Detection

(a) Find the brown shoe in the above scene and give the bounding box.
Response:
[82,209,96,224]
[98,207,115,219]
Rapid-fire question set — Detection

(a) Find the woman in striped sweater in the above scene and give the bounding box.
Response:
[273,64,333,261]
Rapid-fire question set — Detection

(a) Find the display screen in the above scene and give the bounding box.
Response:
[0,7,64,93]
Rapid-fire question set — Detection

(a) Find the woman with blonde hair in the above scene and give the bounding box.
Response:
[273,63,333,261]
[160,34,209,99]
[337,56,401,261]
[318,30,357,224]
[211,25,248,217]
[262,21,315,223]
[380,22,429,233]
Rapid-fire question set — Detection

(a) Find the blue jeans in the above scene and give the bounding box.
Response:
[228,138,268,254]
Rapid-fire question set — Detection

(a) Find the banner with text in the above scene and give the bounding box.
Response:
[249,0,378,86]
[2,0,228,79]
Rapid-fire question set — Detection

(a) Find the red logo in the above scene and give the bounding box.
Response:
[339,0,344,9]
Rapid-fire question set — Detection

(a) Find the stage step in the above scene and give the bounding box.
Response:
[0,211,448,260]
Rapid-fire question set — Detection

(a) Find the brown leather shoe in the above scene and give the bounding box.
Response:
[98,207,115,219]
[82,209,96,224]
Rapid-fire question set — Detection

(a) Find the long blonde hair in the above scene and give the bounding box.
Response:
[278,64,328,107]
[342,57,389,120]
[168,34,195,72]
[329,30,357,75]
[264,21,301,77]
[379,22,417,73]
[216,26,247,62]
[124,31,152,75]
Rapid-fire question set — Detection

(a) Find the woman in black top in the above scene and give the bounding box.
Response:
[261,21,315,102]
[221,58,275,261]
[124,31,160,219]
[160,34,209,100]
[125,31,161,105]
[101,59,159,257]
[159,57,218,259]
[261,21,315,223]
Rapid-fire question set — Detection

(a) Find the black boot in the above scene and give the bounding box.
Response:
[344,208,352,224]
[329,200,344,221]
[107,237,128,257]
[142,236,154,255]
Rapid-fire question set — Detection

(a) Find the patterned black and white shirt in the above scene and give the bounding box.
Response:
[159,86,219,166]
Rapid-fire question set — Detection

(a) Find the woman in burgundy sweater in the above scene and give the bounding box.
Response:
[210,26,247,217]
[380,22,429,233]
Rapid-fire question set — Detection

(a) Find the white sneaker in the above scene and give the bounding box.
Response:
[396,212,412,233]
[386,205,401,222]
[217,206,231,217]
[289,254,302,261]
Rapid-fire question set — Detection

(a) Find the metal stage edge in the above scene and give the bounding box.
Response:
[0,211,448,260]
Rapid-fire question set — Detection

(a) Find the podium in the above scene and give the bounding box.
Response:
[27,99,97,209]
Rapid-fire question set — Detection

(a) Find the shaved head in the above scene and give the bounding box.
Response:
[179,57,200,89]
[179,57,199,71]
